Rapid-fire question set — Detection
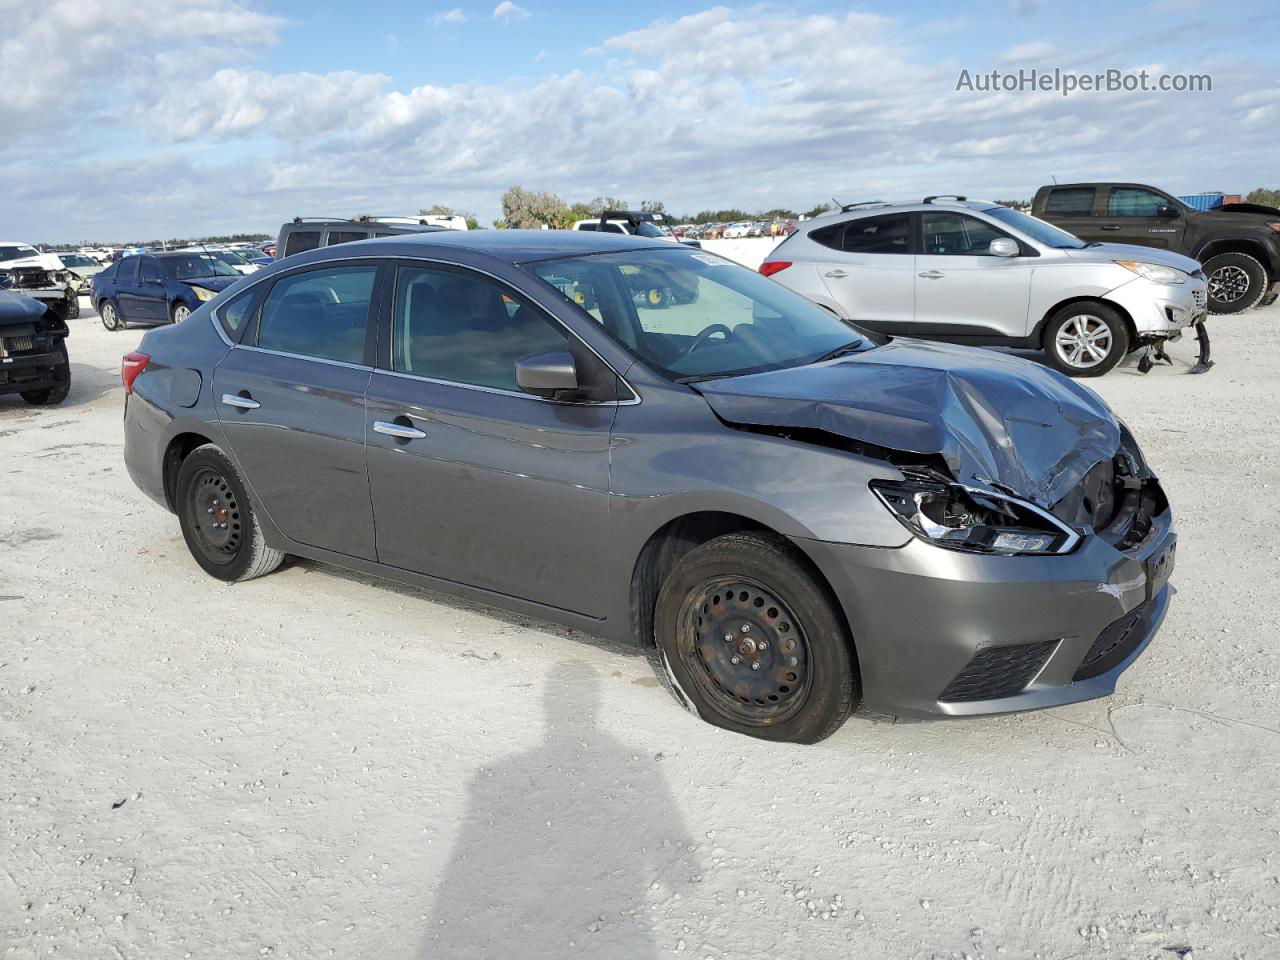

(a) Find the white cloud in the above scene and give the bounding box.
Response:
[492,1,529,23]
[430,8,468,26]
[999,40,1055,62]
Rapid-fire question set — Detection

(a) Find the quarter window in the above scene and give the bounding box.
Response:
[256,265,377,364]
[921,213,1011,256]
[282,230,322,258]
[837,214,912,254]
[1044,187,1096,216]
[1107,188,1168,217]
[391,266,569,391]
[217,287,259,340]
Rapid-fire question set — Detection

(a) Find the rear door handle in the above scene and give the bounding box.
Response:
[373,420,426,440]
[1101,224,1121,231]
[918,270,945,279]
[221,393,260,410]
[823,269,849,279]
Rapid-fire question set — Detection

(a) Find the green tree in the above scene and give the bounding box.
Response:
[501,186,568,228]
[802,202,834,219]
[588,196,628,215]
[1245,187,1280,207]
[640,200,666,215]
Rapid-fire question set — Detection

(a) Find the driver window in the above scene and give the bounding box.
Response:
[141,259,164,282]
[921,213,1009,256]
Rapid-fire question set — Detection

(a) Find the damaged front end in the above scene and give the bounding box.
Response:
[0,266,79,319]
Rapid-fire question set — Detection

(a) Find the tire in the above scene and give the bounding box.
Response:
[171,301,191,324]
[1042,302,1129,378]
[99,300,122,331]
[648,532,856,743]
[176,444,285,583]
[1204,252,1268,314]
[19,343,70,406]
[65,293,80,320]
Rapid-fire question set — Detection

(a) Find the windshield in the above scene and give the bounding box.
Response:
[528,248,872,382]
[213,250,249,265]
[161,254,240,279]
[986,206,1087,249]
[635,221,672,239]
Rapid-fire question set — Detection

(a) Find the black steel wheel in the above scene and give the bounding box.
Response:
[650,532,856,743]
[19,344,70,406]
[176,444,284,582]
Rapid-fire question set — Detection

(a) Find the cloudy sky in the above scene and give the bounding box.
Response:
[2,0,1276,242]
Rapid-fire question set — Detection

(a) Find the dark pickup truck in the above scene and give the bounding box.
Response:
[1032,183,1280,314]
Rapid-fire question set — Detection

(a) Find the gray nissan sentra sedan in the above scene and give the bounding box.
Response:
[121,231,1176,743]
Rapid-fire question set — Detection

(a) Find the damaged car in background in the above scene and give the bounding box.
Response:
[0,241,81,319]
[121,232,1176,743]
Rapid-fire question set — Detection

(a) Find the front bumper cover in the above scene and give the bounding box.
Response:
[796,505,1174,719]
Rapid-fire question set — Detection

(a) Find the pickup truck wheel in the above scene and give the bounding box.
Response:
[19,343,70,406]
[648,532,857,744]
[1204,252,1268,313]
[1043,303,1129,377]
[99,300,122,331]
[171,302,191,324]
[176,444,285,582]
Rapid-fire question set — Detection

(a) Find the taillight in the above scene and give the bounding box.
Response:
[121,352,150,394]
[758,260,792,277]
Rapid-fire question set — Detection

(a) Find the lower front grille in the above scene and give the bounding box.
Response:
[1073,601,1151,681]
[1192,288,1207,310]
[939,640,1059,702]
[0,335,35,356]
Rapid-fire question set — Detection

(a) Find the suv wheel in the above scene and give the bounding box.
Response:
[176,444,285,582]
[1204,252,1268,314]
[648,532,857,743]
[1043,303,1129,377]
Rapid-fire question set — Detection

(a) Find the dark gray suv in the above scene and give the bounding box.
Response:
[121,231,1177,742]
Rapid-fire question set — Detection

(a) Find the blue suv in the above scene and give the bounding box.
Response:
[93,253,241,331]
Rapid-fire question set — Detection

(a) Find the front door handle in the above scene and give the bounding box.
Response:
[221,393,260,410]
[1101,224,1121,231]
[373,420,426,440]
[823,269,849,279]
[918,270,945,279]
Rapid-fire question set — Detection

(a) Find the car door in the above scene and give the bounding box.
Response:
[913,211,1033,339]
[136,257,169,323]
[211,261,382,560]
[1095,186,1187,250]
[113,257,145,320]
[1038,186,1100,242]
[815,213,916,334]
[364,262,616,617]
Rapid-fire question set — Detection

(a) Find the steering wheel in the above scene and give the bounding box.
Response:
[680,323,734,360]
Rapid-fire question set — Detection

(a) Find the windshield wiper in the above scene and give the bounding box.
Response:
[674,372,737,384]
[813,340,863,363]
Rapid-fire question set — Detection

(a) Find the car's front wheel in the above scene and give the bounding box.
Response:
[99,300,122,331]
[1204,252,1268,314]
[1043,303,1129,377]
[650,532,857,743]
[19,343,70,406]
[171,301,191,324]
[176,444,285,582]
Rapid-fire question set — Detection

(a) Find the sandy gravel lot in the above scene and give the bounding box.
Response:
[2,299,1278,960]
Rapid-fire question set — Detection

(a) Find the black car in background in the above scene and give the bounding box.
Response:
[91,253,242,331]
[0,290,70,405]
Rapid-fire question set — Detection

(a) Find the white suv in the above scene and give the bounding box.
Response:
[759,198,1209,376]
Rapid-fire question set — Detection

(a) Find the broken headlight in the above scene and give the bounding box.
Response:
[870,479,1080,556]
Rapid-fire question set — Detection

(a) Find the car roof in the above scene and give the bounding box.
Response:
[286,228,666,265]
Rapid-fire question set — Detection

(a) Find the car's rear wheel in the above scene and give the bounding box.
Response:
[99,300,122,331]
[649,532,856,743]
[176,444,285,582]
[1043,303,1129,377]
[19,343,70,406]
[1204,252,1268,314]
[171,301,191,324]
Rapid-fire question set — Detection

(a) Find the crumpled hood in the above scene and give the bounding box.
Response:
[695,338,1121,508]
[177,275,239,292]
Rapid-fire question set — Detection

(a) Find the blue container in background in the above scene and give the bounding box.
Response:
[1178,193,1225,211]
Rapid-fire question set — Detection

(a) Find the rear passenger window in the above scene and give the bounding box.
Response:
[283,231,322,258]
[391,266,569,391]
[117,258,139,281]
[256,265,377,364]
[326,231,368,246]
[1044,188,1095,216]
[839,214,911,254]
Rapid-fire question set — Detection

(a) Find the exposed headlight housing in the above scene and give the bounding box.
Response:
[1114,260,1186,284]
[870,479,1080,556]
[191,286,216,301]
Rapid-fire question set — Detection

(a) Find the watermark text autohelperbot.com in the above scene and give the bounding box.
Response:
[956,68,1212,96]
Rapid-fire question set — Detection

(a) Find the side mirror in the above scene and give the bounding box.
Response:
[988,238,1019,258]
[1156,204,1181,219]
[515,351,579,398]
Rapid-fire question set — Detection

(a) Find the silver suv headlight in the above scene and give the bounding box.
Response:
[870,479,1080,556]
[1114,260,1186,284]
